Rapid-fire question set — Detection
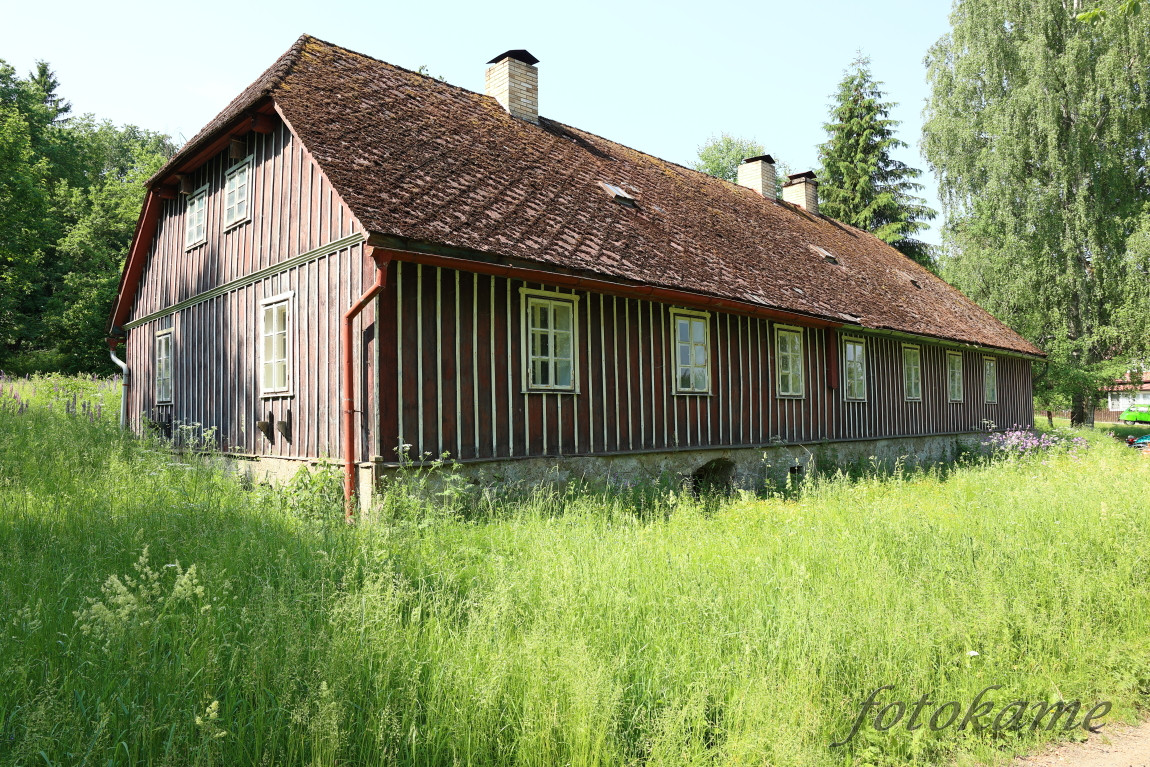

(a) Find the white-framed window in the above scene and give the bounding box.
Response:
[947,351,964,402]
[224,157,252,229]
[260,293,293,396]
[521,288,578,391]
[984,356,998,404]
[184,184,208,249]
[155,329,173,403]
[902,344,922,401]
[842,337,866,401]
[775,325,804,397]
[671,309,711,394]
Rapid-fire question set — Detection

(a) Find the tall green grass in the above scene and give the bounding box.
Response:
[1,376,1149,766]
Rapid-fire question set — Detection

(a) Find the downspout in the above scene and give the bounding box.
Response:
[108,337,129,430]
[342,248,391,522]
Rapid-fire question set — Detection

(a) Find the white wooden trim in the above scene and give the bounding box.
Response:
[983,355,999,404]
[184,184,209,250]
[901,343,923,402]
[669,307,712,395]
[519,287,580,393]
[947,350,964,403]
[774,324,805,398]
[223,155,254,231]
[842,335,867,402]
[155,328,173,404]
[258,291,295,398]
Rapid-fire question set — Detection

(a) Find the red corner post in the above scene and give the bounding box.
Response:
[342,247,392,521]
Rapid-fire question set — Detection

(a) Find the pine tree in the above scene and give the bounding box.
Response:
[817,57,936,267]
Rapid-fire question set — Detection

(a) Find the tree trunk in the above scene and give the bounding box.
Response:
[1047,410,1054,428]
[1070,394,1087,427]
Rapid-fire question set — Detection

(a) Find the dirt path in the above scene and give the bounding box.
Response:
[1012,721,1150,766]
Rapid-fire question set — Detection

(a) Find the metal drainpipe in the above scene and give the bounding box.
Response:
[108,339,130,430]
[342,249,390,522]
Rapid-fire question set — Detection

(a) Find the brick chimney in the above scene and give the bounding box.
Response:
[737,155,777,200]
[485,50,539,123]
[782,171,819,213]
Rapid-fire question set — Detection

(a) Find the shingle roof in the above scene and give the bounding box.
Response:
[152,35,1042,357]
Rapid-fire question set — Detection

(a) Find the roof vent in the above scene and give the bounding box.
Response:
[598,181,637,207]
[810,244,838,264]
[783,171,819,214]
[485,49,539,123]
[737,155,776,200]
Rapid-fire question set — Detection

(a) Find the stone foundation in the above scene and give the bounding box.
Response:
[369,432,986,497]
[219,433,985,508]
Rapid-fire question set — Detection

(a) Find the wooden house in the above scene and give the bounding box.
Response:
[108,36,1043,511]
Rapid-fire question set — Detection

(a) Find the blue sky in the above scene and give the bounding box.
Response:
[2,0,952,243]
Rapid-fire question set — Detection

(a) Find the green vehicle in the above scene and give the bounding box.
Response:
[1120,405,1150,423]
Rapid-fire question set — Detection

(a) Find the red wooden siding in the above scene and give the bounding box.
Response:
[124,242,375,459]
[376,262,1034,464]
[129,120,360,319]
[123,114,376,462]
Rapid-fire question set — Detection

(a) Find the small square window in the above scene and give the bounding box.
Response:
[984,357,998,404]
[184,185,208,249]
[155,330,173,403]
[521,289,578,391]
[843,338,866,401]
[947,351,964,402]
[776,326,804,397]
[902,344,922,401]
[261,294,292,396]
[670,309,710,394]
[224,158,252,229]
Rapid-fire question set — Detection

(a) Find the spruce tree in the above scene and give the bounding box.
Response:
[817,57,936,267]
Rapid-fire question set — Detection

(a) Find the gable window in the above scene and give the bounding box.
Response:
[843,337,866,401]
[521,288,578,391]
[984,356,998,404]
[155,329,173,403]
[224,159,251,229]
[776,326,804,397]
[261,293,292,396]
[947,351,964,402]
[184,185,208,248]
[902,344,922,401]
[671,309,710,394]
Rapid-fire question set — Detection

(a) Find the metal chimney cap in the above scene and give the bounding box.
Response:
[487,49,540,66]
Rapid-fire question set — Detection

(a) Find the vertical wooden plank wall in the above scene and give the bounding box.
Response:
[376,264,1035,464]
[124,118,375,461]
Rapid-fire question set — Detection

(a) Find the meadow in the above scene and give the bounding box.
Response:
[1,374,1149,766]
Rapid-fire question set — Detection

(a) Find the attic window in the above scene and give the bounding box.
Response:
[598,182,637,207]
